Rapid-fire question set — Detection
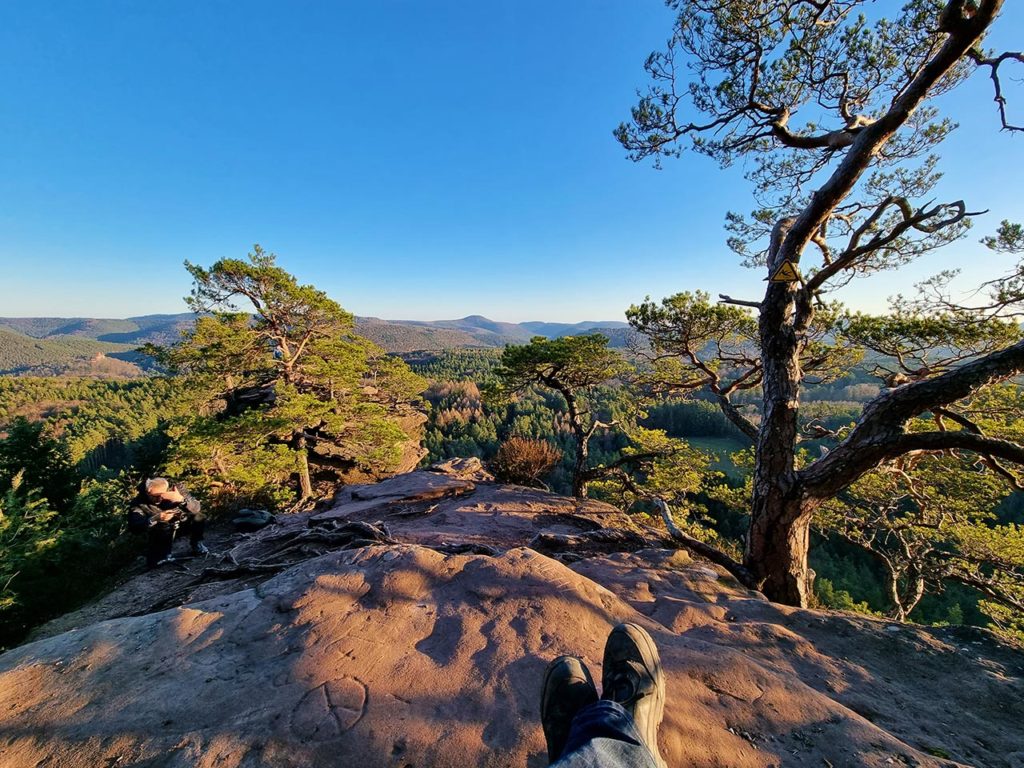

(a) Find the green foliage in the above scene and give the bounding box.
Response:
[0,376,179,473]
[0,472,59,613]
[813,578,874,615]
[405,349,503,383]
[495,334,629,395]
[980,600,1024,646]
[841,311,1022,382]
[157,246,424,507]
[0,380,165,645]
[592,427,718,528]
[0,464,139,647]
[0,418,78,511]
[816,406,1024,625]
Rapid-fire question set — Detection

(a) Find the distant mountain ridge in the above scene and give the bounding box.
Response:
[353,315,630,351]
[0,314,195,346]
[0,314,631,359]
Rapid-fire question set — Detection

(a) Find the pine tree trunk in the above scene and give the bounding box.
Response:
[561,386,590,499]
[572,437,590,498]
[746,494,816,605]
[296,434,313,500]
[745,238,812,606]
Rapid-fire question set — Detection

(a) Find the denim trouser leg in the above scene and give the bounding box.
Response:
[550,701,660,768]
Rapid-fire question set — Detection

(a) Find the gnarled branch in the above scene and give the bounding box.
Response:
[652,498,757,587]
[969,48,1024,132]
[800,336,1024,496]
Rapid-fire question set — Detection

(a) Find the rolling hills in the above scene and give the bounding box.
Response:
[0,314,632,373]
[0,328,145,377]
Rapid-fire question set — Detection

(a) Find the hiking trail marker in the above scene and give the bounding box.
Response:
[768,260,801,283]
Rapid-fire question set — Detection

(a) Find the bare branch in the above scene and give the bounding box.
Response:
[652,498,757,587]
[714,393,759,442]
[969,48,1024,132]
[805,197,981,292]
[719,294,763,310]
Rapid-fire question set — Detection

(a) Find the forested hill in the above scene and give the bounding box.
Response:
[0,314,194,346]
[354,315,631,351]
[0,314,631,360]
[0,328,145,377]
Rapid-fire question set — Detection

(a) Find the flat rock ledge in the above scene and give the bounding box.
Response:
[2,468,1023,768]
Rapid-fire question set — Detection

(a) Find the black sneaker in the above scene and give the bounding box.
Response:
[192,542,210,556]
[540,655,598,762]
[601,623,666,767]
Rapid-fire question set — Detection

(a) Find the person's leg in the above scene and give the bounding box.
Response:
[146,523,175,567]
[185,512,208,555]
[545,623,666,768]
[601,623,665,767]
[551,700,659,768]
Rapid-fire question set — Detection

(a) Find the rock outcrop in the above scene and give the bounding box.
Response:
[2,467,1023,768]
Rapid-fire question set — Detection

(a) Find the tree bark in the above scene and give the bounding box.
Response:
[561,386,591,498]
[572,436,590,498]
[746,493,818,605]
[296,434,313,500]
[744,223,813,604]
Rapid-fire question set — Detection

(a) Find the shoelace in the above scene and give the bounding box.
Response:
[605,660,651,706]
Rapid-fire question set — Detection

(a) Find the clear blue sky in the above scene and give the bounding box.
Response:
[1,1,1021,322]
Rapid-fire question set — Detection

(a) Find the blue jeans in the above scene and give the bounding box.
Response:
[550,701,659,768]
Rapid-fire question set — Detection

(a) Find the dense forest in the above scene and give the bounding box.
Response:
[0,328,145,377]
[2,329,1023,649]
[0,377,178,643]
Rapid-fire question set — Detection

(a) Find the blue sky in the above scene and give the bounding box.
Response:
[0,1,1021,322]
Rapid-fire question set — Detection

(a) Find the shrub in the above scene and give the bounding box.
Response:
[491,437,561,488]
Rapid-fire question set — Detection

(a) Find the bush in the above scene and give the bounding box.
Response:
[491,437,562,488]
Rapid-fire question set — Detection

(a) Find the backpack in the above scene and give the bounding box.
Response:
[127,504,152,534]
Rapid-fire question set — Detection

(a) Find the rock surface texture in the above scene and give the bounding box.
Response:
[2,466,1023,768]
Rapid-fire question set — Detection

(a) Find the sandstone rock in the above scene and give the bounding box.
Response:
[427,456,495,482]
[314,408,428,485]
[3,543,1021,767]
[3,479,1022,768]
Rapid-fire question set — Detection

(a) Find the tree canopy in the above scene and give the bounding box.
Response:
[618,0,1024,609]
[154,246,424,507]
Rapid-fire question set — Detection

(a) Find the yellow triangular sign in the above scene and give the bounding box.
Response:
[769,260,801,282]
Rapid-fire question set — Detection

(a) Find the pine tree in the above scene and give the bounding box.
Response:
[152,246,424,507]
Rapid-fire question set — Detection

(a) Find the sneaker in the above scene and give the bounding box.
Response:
[192,542,210,556]
[540,655,598,762]
[154,555,177,566]
[601,623,666,767]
